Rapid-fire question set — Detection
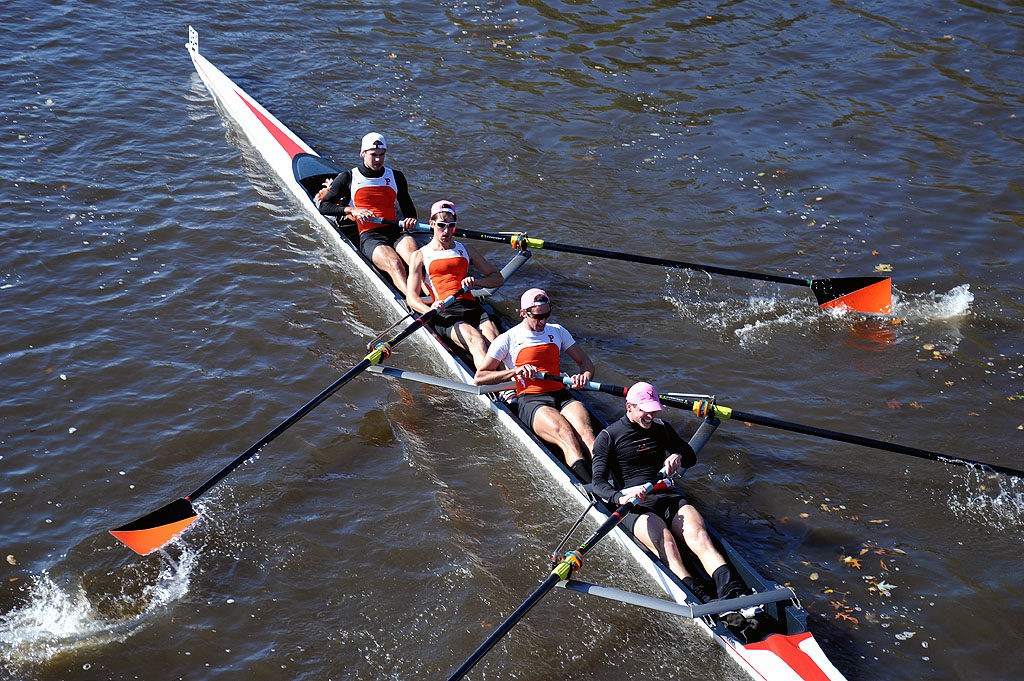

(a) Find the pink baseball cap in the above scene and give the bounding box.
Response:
[626,382,663,412]
[430,200,457,219]
[519,287,549,311]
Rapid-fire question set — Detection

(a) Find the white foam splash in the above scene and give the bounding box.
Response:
[947,466,1024,534]
[892,283,973,322]
[0,549,195,671]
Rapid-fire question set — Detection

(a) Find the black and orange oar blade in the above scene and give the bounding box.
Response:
[811,276,892,314]
[109,497,198,556]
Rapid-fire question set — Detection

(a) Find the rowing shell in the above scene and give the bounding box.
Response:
[185,26,848,681]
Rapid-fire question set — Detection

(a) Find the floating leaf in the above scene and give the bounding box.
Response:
[5,555,15,565]
[910,401,923,409]
[841,556,862,569]
[922,343,935,351]
[875,263,893,272]
[875,580,897,595]
[886,399,902,410]
[835,612,859,624]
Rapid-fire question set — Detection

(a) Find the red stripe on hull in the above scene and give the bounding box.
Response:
[743,632,832,681]
[235,90,305,160]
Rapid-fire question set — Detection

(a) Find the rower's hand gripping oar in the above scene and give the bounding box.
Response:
[109,287,472,556]
[378,218,891,315]
[540,372,1024,480]
[445,468,671,681]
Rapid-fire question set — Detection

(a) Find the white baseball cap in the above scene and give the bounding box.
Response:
[361,132,387,152]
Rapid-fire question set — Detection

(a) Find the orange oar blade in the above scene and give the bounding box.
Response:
[811,276,892,314]
[109,498,198,555]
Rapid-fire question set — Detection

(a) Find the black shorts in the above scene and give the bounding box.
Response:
[619,492,685,534]
[358,225,414,261]
[517,388,580,430]
[431,300,492,339]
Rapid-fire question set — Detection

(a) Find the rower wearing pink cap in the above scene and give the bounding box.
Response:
[474,288,597,483]
[317,131,420,296]
[405,200,504,368]
[591,381,765,641]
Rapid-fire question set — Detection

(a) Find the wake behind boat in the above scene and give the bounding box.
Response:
[182,26,848,681]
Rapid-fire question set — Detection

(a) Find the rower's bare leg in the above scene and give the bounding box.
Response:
[673,504,728,575]
[395,235,431,296]
[634,514,692,581]
[560,400,596,456]
[371,245,410,297]
[530,406,588,467]
[450,322,490,369]
[479,319,500,344]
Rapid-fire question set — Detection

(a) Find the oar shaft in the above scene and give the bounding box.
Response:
[380,218,810,288]
[538,373,1024,479]
[187,289,467,501]
[445,474,665,681]
[722,407,1024,478]
[445,572,561,681]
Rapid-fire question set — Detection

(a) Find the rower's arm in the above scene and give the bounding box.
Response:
[474,354,517,385]
[317,171,351,218]
[564,343,595,383]
[467,245,504,289]
[405,251,433,314]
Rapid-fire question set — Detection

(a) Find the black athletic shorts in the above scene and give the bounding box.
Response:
[431,299,492,339]
[517,388,580,430]
[358,224,414,261]
[619,492,685,534]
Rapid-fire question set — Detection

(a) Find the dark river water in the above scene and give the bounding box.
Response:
[2,1,1022,680]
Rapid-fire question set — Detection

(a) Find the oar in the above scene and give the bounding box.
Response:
[540,373,1024,480]
[109,288,470,556]
[445,469,670,681]
[382,218,890,314]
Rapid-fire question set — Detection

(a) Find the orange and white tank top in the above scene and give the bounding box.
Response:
[422,241,475,302]
[486,322,576,395]
[350,166,397,234]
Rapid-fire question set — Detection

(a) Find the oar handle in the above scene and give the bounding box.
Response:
[186,286,470,501]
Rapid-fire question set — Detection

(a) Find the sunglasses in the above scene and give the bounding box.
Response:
[434,221,456,229]
[525,310,551,320]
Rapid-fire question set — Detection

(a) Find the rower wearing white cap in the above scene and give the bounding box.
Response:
[474,288,597,483]
[317,132,420,295]
[405,200,504,368]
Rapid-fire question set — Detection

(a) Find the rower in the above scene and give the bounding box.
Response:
[474,288,596,483]
[316,132,420,296]
[590,381,769,642]
[405,200,504,368]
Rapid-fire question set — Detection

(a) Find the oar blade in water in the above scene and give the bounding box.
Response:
[109,497,197,555]
[811,276,891,314]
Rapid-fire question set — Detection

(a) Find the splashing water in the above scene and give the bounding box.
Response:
[892,284,974,322]
[0,548,196,673]
[947,466,1024,535]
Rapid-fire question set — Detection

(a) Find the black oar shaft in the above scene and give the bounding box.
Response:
[387,219,809,287]
[186,292,462,502]
[187,358,372,500]
[446,482,661,681]
[468,227,810,288]
[537,373,1024,480]
[445,572,561,681]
